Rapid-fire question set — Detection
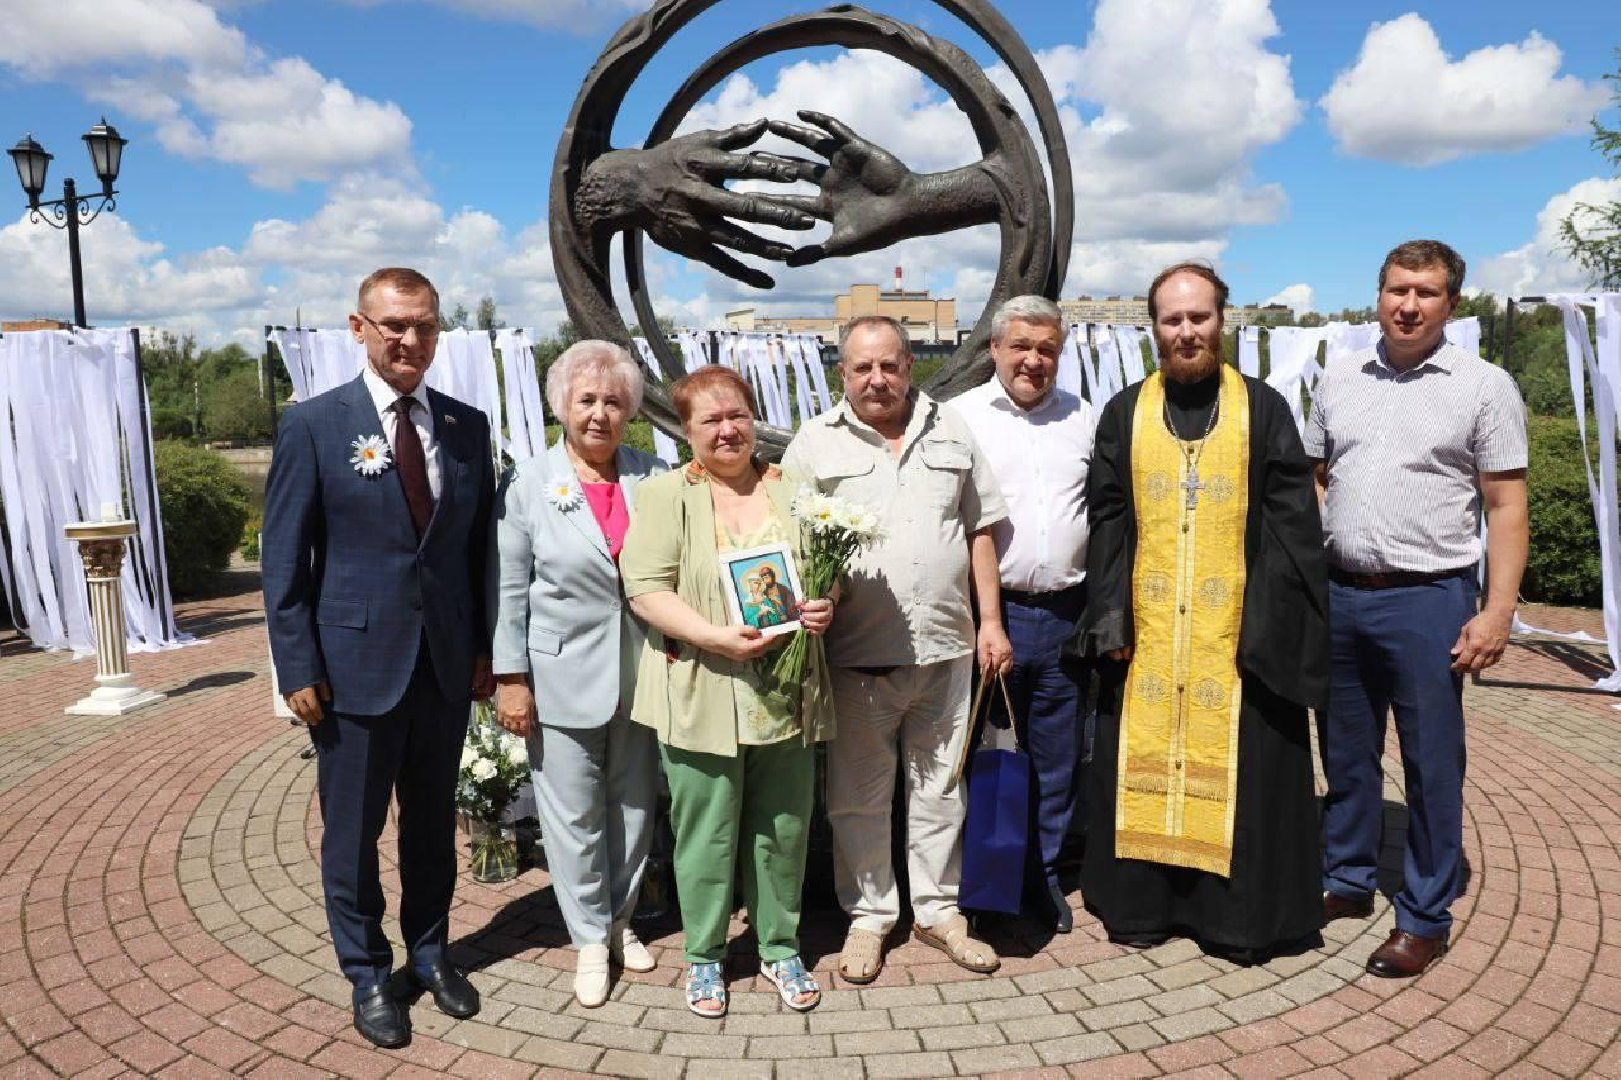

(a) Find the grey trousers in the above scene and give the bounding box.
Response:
[527,711,659,947]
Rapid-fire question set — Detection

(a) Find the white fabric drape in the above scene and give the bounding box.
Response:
[425,330,503,462]
[495,329,547,463]
[631,338,681,466]
[1238,326,1262,378]
[0,328,185,655]
[1056,324,1085,398]
[1265,326,1328,431]
[1114,325,1147,385]
[1444,316,1481,357]
[1549,295,1621,690]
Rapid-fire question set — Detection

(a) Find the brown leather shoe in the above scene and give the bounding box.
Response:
[1323,890,1374,924]
[1366,929,1448,978]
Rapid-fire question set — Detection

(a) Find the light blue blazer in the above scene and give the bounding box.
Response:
[491,440,667,728]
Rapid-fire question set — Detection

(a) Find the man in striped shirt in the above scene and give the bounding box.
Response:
[1305,239,1528,979]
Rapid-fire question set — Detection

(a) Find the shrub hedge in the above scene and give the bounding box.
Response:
[154,440,252,598]
[1522,415,1603,606]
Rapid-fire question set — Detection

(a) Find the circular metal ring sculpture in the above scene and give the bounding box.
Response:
[550,0,1072,456]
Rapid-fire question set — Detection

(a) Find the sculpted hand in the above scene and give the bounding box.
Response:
[797,597,834,637]
[472,654,495,702]
[708,624,777,663]
[495,680,536,739]
[575,119,818,288]
[285,681,330,727]
[1451,608,1513,673]
[763,110,999,267]
[977,622,1014,676]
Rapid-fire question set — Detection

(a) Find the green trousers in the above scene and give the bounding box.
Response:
[661,737,815,964]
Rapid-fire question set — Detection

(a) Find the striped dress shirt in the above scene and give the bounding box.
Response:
[1304,340,1527,574]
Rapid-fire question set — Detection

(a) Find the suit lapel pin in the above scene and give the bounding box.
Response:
[443,413,458,425]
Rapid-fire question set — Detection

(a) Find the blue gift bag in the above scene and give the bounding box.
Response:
[956,674,1031,915]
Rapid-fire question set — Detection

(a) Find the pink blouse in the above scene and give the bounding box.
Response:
[582,481,629,561]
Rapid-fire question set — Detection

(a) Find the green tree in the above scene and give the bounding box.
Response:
[475,295,506,331]
[201,366,272,441]
[1560,51,1621,289]
[440,302,471,331]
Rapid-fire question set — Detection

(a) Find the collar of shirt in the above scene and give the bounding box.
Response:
[1373,337,1456,377]
[831,387,939,457]
[982,375,1064,418]
[361,365,432,423]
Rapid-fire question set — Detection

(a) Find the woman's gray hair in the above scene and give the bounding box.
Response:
[990,295,1064,342]
[545,339,645,419]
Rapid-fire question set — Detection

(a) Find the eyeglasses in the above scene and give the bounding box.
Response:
[358,312,441,342]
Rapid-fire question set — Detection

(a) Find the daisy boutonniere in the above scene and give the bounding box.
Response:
[544,477,584,512]
[350,435,392,477]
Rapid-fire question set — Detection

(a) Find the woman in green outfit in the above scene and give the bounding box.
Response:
[621,365,836,1018]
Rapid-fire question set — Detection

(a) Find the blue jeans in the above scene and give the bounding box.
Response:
[999,585,1091,891]
[1319,574,1475,939]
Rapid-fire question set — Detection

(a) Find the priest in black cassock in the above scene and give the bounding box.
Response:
[1080,262,1329,964]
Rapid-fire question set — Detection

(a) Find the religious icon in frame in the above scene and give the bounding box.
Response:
[719,542,803,638]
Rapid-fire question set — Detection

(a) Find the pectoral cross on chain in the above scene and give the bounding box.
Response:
[1181,464,1206,509]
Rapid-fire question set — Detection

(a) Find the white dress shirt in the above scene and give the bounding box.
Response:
[950,377,1095,593]
[362,366,442,501]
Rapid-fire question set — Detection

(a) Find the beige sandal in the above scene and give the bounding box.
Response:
[838,927,886,984]
[913,914,1000,974]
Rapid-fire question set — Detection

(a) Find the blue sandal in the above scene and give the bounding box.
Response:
[685,962,727,1018]
[761,955,821,1012]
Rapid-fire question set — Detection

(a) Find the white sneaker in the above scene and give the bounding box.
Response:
[611,919,656,973]
[575,943,611,1008]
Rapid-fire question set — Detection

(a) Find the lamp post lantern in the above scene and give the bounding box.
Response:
[8,119,128,328]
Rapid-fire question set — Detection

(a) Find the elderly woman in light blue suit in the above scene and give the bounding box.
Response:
[491,340,666,1008]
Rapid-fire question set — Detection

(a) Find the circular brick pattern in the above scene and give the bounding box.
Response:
[1,586,1618,1077]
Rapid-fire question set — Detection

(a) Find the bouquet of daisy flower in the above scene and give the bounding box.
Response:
[456,701,530,881]
[764,487,883,708]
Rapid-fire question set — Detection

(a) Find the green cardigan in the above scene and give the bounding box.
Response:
[619,463,836,757]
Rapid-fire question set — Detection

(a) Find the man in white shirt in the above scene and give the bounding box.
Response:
[950,295,1096,932]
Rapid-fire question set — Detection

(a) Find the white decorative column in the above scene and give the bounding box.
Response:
[63,519,166,716]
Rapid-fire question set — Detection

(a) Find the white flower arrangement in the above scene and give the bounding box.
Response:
[543,477,584,512]
[455,701,530,825]
[350,434,392,476]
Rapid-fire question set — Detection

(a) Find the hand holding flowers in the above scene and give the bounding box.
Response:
[764,487,883,706]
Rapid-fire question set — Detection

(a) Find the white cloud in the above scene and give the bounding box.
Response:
[659,0,1301,330]
[1473,177,1621,297]
[348,0,651,32]
[1265,283,1315,314]
[2,0,411,189]
[0,177,566,341]
[1320,14,1608,166]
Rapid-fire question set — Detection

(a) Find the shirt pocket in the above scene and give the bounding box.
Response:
[813,456,876,496]
[920,439,972,502]
[316,596,367,629]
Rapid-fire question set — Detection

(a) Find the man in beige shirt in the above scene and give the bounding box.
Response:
[782,315,1009,982]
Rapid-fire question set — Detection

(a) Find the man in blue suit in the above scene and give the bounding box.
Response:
[263,267,495,1047]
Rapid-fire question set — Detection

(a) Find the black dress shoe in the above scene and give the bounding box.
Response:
[1045,882,1074,934]
[1323,890,1375,924]
[412,960,480,1018]
[353,984,409,1048]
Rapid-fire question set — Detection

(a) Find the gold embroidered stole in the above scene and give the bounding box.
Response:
[1116,366,1249,877]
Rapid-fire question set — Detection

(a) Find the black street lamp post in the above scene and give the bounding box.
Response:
[8,119,128,328]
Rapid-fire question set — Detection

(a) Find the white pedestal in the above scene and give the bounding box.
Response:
[66,673,168,716]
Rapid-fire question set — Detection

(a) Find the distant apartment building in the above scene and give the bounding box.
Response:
[723,272,958,344]
[1059,295,1292,328]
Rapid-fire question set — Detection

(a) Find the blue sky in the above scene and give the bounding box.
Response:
[0,0,1616,342]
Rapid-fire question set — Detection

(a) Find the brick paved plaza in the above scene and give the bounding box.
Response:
[2,573,1618,1078]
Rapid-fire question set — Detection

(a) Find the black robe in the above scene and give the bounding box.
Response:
[1080,371,1329,955]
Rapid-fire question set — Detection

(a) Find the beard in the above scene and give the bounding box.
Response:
[1156,338,1221,384]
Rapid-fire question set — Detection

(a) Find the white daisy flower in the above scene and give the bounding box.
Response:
[350,435,392,476]
[544,479,584,512]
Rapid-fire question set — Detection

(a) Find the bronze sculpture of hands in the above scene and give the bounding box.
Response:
[575,119,819,288]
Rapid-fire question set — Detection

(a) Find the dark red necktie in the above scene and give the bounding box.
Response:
[392,397,434,539]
